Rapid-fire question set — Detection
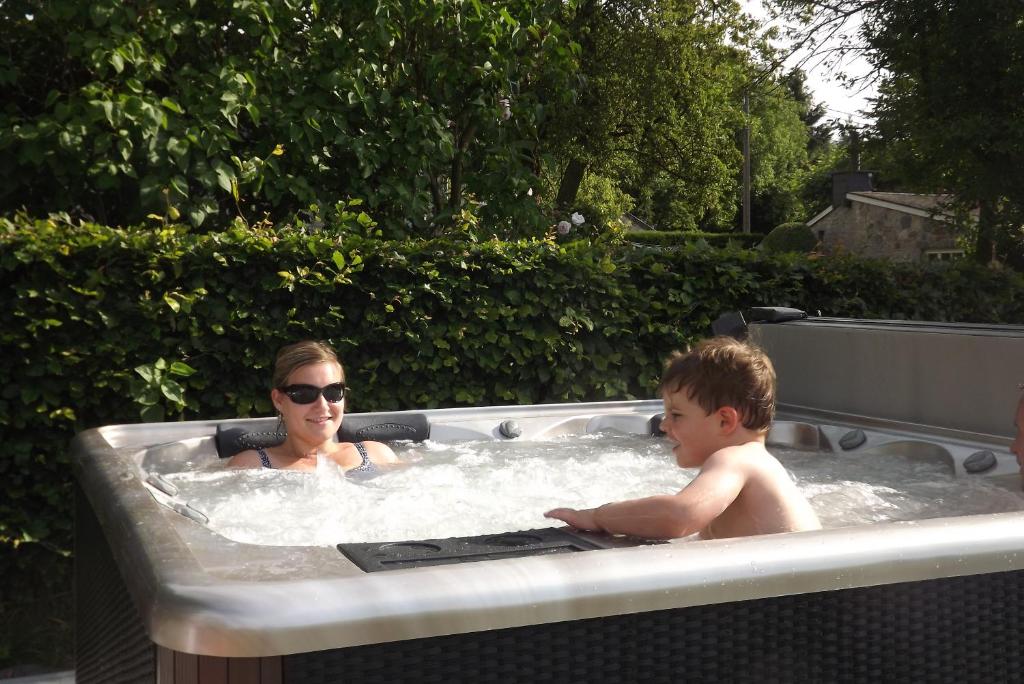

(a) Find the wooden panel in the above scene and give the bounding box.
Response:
[227,657,260,683]
[174,651,199,684]
[156,649,282,682]
[157,646,175,684]
[198,655,229,683]
[259,657,283,684]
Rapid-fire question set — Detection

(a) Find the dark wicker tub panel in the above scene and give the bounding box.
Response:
[284,568,1024,683]
[76,483,156,684]
[76,485,283,684]
[78,485,1024,683]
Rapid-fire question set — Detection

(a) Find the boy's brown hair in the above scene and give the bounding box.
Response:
[660,336,776,432]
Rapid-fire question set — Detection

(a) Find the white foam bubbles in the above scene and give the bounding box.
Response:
[163,436,1024,547]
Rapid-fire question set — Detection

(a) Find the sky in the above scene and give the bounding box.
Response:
[740,1,877,127]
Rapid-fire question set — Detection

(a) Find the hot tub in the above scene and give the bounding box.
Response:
[73,318,1024,683]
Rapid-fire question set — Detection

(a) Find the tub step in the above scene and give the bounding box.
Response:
[339,527,616,571]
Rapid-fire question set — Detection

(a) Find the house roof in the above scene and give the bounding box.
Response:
[848,192,956,213]
[807,192,962,227]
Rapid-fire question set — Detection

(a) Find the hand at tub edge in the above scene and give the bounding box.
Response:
[544,506,604,533]
[544,491,720,540]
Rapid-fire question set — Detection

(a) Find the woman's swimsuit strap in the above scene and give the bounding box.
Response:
[255,446,273,469]
[256,443,374,472]
[350,441,375,472]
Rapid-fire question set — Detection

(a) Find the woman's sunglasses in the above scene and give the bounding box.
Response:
[279,382,347,404]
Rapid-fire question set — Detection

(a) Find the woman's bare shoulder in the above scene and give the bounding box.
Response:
[362,440,399,464]
[227,449,262,469]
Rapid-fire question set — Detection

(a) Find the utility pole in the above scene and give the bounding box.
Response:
[742,90,751,233]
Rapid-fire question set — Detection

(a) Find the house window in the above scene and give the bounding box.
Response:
[925,249,964,261]
[817,230,825,241]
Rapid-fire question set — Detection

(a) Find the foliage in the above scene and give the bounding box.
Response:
[573,173,634,232]
[130,358,198,422]
[537,1,833,233]
[760,222,817,253]
[744,68,852,229]
[4,214,1023,568]
[626,230,765,248]
[541,0,756,230]
[783,69,836,158]
[746,72,815,229]
[776,0,1024,265]
[867,0,1024,264]
[798,144,850,218]
[0,0,579,237]
[0,544,72,672]
[0,0,838,240]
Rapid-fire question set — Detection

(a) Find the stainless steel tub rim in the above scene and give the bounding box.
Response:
[72,399,1024,658]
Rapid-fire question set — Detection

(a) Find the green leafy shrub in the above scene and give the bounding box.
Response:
[627,230,764,248]
[572,174,635,234]
[0,0,578,236]
[760,222,818,253]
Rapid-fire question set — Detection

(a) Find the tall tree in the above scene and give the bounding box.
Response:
[867,0,1024,264]
[0,0,578,237]
[775,0,1024,264]
[540,0,756,230]
[746,69,817,230]
[782,69,834,157]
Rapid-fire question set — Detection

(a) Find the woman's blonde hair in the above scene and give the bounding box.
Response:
[272,340,342,388]
[660,336,776,432]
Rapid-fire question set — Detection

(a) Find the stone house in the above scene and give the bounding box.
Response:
[807,171,966,262]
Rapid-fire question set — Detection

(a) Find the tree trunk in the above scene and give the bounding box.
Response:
[555,158,586,210]
[975,198,996,265]
[448,121,477,217]
[427,173,445,218]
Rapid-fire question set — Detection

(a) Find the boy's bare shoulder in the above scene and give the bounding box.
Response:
[705,441,772,467]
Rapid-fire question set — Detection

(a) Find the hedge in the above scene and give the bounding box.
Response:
[761,222,818,253]
[627,229,765,248]
[3,215,1024,562]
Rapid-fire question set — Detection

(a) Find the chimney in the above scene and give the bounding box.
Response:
[849,128,861,171]
[831,170,874,209]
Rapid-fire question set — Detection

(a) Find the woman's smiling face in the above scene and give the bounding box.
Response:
[272,361,344,445]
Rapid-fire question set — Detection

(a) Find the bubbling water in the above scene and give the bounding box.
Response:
[163,434,1024,546]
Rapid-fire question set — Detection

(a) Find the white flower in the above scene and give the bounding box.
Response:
[570,212,585,225]
[527,188,533,197]
[557,220,571,235]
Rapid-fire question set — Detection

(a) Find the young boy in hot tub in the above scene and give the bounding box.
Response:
[544,336,821,540]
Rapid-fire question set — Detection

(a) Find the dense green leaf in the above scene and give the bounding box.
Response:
[0,0,580,236]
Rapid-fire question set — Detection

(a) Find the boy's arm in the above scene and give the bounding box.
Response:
[545,456,746,539]
[543,506,603,532]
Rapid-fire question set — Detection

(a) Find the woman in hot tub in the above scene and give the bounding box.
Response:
[228,340,398,472]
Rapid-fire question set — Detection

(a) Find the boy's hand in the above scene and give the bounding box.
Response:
[544,507,602,532]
